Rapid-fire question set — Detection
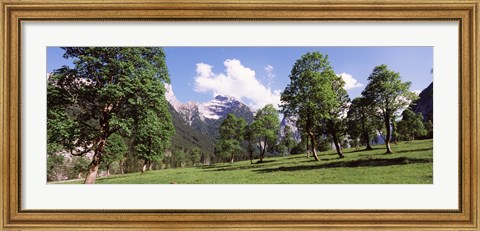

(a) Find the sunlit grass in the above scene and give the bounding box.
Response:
[59,139,433,184]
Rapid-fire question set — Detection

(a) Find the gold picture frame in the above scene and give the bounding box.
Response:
[1,0,478,230]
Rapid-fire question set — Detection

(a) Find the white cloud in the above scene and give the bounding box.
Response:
[337,72,364,90]
[412,90,422,95]
[194,59,281,110]
[264,65,275,88]
[264,65,274,73]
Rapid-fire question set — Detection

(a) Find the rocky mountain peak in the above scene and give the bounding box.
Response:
[412,82,433,122]
[164,84,254,138]
[280,116,302,141]
[164,83,183,112]
[213,95,239,102]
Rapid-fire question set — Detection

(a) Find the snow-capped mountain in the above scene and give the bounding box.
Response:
[165,84,254,138]
[199,95,250,120]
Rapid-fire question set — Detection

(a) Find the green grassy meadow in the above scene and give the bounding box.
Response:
[59,139,433,184]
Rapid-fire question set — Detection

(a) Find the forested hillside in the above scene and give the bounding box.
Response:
[168,104,215,163]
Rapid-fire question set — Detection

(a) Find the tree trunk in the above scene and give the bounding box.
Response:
[391,120,398,145]
[85,106,112,184]
[331,132,344,158]
[249,149,253,164]
[307,126,319,161]
[364,131,373,150]
[84,157,100,184]
[259,138,267,162]
[305,136,310,158]
[106,163,111,177]
[361,118,373,150]
[84,136,107,184]
[329,120,344,158]
[120,159,125,174]
[141,161,148,174]
[384,114,393,154]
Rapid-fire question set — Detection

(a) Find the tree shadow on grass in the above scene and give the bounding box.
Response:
[318,147,381,157]
[95,174,136,182]
[254,157,432,173]
[357,147,433,157]
[254,160,277,164]
[393,147,433,154]
[345,147,381,154]
[203,159,283,172]
[317,152,342,157]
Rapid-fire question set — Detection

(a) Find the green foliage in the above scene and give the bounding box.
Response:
[251,104,280,160]
[397,109,427,141]
[47,47,173,183]
[424,120,433,139]
[190,147,201,166]
[47,154,65,181]
[281,52,335,130]
[281,52,336,118]
[319,75,350,157]
[216,114,246,162]
[362,64,417,153]
[62,139,433,184]
[170,149,188,168]
[244,123,257,159]
[276,144,288,156]
[216,139,243,162]
[71,157,91,178]
[347,97,382,149]
[280,126,296,155]
[316,136,332,152]
[101,133,128,174]
[219,114,246,141]
[133,109,174,164]
[290,139,307,155]
[281,51,348,158]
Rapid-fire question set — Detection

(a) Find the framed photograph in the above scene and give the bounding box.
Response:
[1,0,478,230]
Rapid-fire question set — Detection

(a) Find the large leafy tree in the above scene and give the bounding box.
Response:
[251,104,280,162]
[347,97,382,150]
[216,114,246,163]
[47,47,173,183]
[281,52,348,160]
[362,64,417,154]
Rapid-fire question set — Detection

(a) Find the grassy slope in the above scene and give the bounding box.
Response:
[61,139,433,184]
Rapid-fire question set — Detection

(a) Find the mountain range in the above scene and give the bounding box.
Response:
[165,84,254,138]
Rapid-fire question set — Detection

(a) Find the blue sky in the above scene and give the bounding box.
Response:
[47,47,433,110]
